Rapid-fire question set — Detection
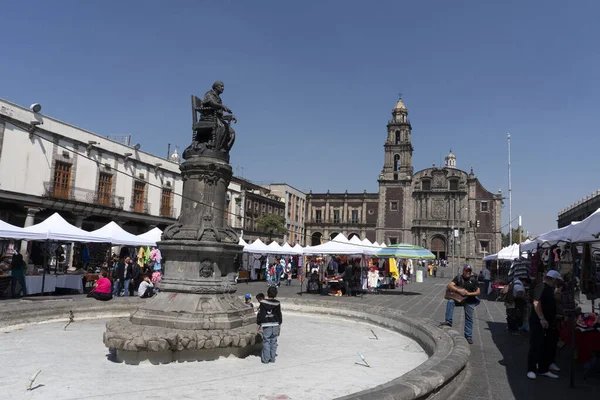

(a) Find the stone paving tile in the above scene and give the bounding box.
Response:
[247,275,600,400]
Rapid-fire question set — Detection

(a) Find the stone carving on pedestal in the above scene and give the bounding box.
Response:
[104,82,258,364]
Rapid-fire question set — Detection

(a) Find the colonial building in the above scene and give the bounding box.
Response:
[227,177,285,244]
[0,98,182,235]
[267,183,307,246]
[558,189,600,228]
[305,98,502,267]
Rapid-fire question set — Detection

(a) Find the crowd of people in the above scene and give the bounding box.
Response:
[87,248,161,301]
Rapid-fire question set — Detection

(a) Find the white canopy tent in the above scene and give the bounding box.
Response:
[303,233,363,255]
[266,241,289,255]
[496,243,522,260]
[570,208,600,243]
[22,213,108,243]
[281,242,301,255]
[90,222,156,246]
[0,219,46,241]
[520,221,582,252]
[137,227,163,244]
[243,239,270,254]
[293,243,304,254]
[238,237,248,247]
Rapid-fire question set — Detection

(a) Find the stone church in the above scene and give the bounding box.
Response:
[305,98,502,267]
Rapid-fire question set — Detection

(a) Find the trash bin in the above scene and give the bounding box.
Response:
[416,270,423,283]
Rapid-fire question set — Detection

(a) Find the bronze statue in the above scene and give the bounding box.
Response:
[183,81,237,160]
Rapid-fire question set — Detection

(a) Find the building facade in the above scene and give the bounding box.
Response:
[227,177,286,244]
[267,183,307,245]
[558,190,600,228]
[306,98,502,267]
[0,98,182,234]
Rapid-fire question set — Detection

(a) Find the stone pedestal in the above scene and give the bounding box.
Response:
[104,154,259,364]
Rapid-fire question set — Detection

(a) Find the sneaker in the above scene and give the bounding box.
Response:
[440,322,452,327]
[550,363,561,372]
[539,371,559,379]
[466,337,473,344]
[527,371,536,380]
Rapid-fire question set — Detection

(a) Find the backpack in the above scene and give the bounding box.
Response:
[501,282,515,304]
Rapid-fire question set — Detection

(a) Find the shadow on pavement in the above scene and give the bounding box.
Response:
[486,321,600,399]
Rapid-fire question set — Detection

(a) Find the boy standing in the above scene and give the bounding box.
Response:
[257,286,282,364]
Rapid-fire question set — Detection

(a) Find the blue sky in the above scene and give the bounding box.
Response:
[2,0,599,235]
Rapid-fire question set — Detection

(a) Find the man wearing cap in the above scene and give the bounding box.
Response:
[441,265,481,344]
[527,270,562,380]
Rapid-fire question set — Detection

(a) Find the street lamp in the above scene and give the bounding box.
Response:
[457,205,468,267]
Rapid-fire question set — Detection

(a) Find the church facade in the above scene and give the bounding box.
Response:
[305,98,502,268]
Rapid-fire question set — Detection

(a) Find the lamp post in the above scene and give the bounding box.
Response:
[458,205,468,267]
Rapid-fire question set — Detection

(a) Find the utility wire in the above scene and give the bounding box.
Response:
[29,128,513,253]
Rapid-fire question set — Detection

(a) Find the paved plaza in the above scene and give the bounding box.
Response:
[243,274,600,399]
[1,274,599,399]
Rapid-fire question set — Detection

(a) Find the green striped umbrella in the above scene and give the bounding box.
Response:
[374,244,435,259]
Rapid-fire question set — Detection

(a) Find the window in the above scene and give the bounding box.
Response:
[160,188,173,217]
[315,210,322,223]
[449,180,458,191]
[389,237,398,245]
[422,180,431,191]
[394,154,400,171]
[390,201,398,211]
[395,130,401,144]
[97,173,113,206]
[333,209,340,224]
[53,161,72,199]
[133,181,146,213]
[351,209,359,224]
[480,240,489,253]
[481,201,489,212]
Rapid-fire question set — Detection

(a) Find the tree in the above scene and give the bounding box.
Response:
[501,228,528,247]
[255,213,286,240]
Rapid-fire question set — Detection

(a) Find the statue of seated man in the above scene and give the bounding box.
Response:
[200,81,236,152]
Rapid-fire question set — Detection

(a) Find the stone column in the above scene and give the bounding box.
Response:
[20,207,41,260]
[68,214,86,270]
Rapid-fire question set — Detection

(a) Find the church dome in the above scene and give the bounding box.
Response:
[445,150,457,168]
[393,98,407,112]
[169,147,181,164]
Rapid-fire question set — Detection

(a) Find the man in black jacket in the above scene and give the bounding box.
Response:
[113,257,125,297]
[257,286,282,364]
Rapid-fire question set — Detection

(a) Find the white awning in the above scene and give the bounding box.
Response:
[90,221,156,246]
[22,213,108,243]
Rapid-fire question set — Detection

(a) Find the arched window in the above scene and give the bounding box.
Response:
[394,154,400,171]
[395,131,401,144]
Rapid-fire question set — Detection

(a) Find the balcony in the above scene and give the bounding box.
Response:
[130,200,151,214]
[159,205,177,219]
[43,181,124,209]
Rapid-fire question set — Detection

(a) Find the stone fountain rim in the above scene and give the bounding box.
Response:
[0,296,468,400]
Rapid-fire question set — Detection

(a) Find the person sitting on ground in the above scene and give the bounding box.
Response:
[87,272,113,301]
[244,293,254,308]
[138,275,155,299]
[257,286,282,364]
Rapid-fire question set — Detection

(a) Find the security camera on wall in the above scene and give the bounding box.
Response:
[30,103,42,113]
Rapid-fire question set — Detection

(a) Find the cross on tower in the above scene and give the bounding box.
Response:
[398,92,403,99]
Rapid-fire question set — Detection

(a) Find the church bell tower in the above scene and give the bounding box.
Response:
[380,97,413,182]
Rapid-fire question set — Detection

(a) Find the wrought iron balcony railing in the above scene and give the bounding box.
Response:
[159,205,177,219]
[43,181,125,209]
[130,200,151,214]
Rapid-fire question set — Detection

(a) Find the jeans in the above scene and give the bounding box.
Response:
[261,325,280,363]
[123,279,131,296]
[113,280,123,297]
[445,299,477,339]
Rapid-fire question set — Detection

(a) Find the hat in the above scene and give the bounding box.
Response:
[545,270,563,280]
[463,265,472,272]
[244,293,251,300]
